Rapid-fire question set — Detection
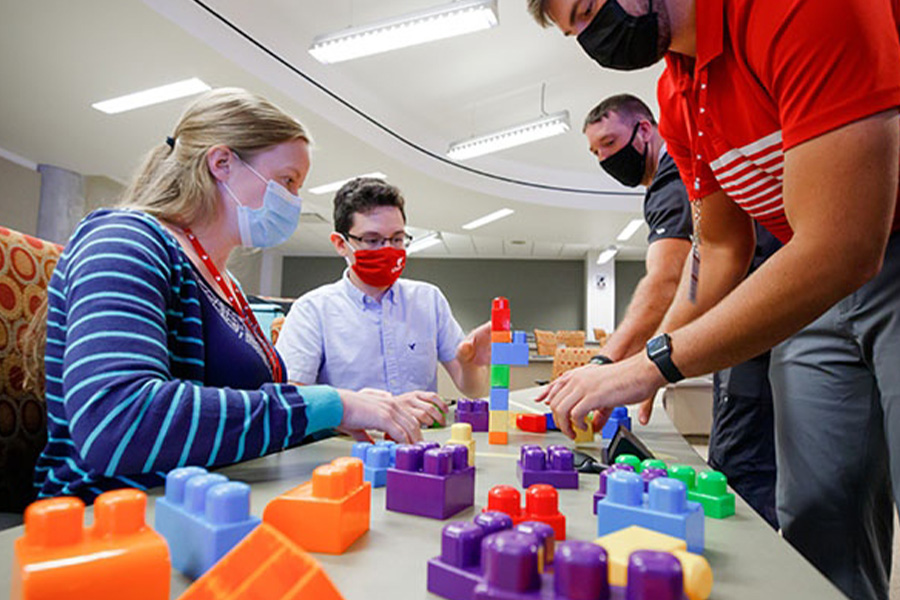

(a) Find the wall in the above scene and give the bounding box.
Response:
[0,156,41,235]
[614,259,647,327]
[281,257,585,333]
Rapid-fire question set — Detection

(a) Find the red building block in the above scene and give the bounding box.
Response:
[178,522,344,600]
[516,413,547,433]
[491,297,511,331]
[12,489,170,600]
[263,457,370,554]
[482,485,525,525]
[481,484,567,541]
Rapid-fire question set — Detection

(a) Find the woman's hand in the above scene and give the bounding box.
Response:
[337,389,424,444]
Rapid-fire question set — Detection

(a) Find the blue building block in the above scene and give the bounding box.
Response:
[545,412,559,431]
[516,444,579,489]
[601,406,632,439]
[351,441,396,487]
[489,387,509,411]
[512,330,527,344]
[155,467,261,579]
[596,471,704,553]
[491,342,529,366]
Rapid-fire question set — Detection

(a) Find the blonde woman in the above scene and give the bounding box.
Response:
[34,88,423,502]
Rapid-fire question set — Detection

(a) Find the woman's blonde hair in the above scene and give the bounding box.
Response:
[120,87,310,226]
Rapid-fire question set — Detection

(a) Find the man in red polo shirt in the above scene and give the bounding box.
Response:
[528,1,900,598]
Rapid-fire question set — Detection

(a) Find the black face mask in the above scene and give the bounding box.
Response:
[599,123,647,187]
[577,0,666,71]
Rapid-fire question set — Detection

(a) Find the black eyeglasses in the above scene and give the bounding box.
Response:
[345,232,414,249]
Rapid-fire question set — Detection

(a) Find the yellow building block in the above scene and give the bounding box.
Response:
[594,526,712,600]
[446,423,475,466]
[508,412,520,429]
[572,421,594,444]
[489,410,508,432]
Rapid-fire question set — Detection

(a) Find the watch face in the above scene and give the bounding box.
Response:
[647,335,668,358]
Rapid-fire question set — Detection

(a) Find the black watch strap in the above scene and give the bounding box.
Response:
[589,354,614,366]
[646,334,685,383]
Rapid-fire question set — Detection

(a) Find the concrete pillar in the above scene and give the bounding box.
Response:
[36,164,85,245]
[585,249,616,341]
[259,250,283,297]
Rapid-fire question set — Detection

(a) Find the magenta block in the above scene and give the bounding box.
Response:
[457,398,489,432]
[517,445,579,490]
[386,443,475,519]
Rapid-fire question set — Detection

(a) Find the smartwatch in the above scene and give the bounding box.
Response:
[589,354,614,366]
[646,333,685,383]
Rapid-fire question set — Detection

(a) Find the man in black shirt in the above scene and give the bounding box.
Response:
[585,94,780,527]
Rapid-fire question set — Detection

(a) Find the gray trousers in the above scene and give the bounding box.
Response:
[770,231,900,600]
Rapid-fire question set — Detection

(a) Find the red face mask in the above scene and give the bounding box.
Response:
[351,246,407,288]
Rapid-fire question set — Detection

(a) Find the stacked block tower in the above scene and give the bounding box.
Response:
[489,297,528,445]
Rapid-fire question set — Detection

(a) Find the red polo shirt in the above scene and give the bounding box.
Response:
[658,0,900,243]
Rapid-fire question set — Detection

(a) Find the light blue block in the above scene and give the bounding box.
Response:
[489,387,509,411]
[512,330,527,344]
[601,406,632,439]
[491,342,529,366]
[155,467,261,579]
[352,441,396,487]
[596,471,705,553]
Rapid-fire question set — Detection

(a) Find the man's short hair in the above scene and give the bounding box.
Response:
[527,0,553,27]
[333,177,407,236]
[583,94,658,132]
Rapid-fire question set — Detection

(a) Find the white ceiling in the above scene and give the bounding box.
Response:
[0,0,665,260]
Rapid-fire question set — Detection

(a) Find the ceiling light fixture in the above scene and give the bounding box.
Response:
[309,0,499,64]
[461,208,514,231]
[616,218,645,242]
[596,245,619,265]
[407,232,443,254]
[308,172,388,195]
[91,78,211,114]
[447,111,570,160]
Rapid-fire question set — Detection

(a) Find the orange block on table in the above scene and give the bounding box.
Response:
[488,431,508,445]
[12,489,170,600]
[178,522,344,600]
[491,331,512,343]
[263,457,370,554]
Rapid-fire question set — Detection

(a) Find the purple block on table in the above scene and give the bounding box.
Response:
[474,530,544,600]
[516,521,556,568]
[554,541,610,600]
[457,399,489,432]
[626,550,683,600]
[516,445,579,490]
[594,463,636,514]
[641,468,668,493]
[386,443,475,519]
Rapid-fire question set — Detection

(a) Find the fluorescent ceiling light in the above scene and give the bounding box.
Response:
[597,246,619,265]
[91,78,210,114]
[617,218,645,242]
[447,111,570,160]
[408,232,443,254]
[309,0,498,64]
[308,172,387,195]
[461,208,514,231]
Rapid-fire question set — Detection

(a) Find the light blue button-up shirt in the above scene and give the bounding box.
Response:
[275,271,466,394]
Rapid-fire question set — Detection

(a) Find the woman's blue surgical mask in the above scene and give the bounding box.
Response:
[223,155,302,248]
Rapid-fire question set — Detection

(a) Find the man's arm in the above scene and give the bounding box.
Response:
[274,298,324,385]
[443,322,491,398]
[601,238,691,361]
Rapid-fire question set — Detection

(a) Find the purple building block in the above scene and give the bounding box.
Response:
[427,512,513,600]
[516,445,579,490]
[641,468,668,492]
[516,521,556,568]
[594,463,636,514]
[601,406,632,439]
[626,551,683,600]
[386,443,475,519]
[596,471,705,553]
[554,541,610,600]
[474,530,544,600]
[457,398,489,432]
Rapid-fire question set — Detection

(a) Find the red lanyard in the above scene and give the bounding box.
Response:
[182,227,284,383]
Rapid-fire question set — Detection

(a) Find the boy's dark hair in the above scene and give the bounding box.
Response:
[583,94,658,132]
[333,177,407,235]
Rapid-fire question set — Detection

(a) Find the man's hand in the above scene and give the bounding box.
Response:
[456,321,492,367]
[338,389,423,444]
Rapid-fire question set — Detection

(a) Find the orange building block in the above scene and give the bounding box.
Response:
[178,522,344,600]
[488,431,508,445]
[12,489,170,600]
[491,331,512,343]
[263,457,370,554]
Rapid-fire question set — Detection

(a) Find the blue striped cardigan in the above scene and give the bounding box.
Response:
[34,209,342,501]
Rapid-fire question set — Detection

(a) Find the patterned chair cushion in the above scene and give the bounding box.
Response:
[551,346,602,381]
[0,227,62,511]
[556,330,586,348]
[533,329,558,356]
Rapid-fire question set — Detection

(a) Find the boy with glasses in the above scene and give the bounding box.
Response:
[276,178,491,424]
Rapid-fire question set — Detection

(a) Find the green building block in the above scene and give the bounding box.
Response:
[428,403,448,429]
[687,471,735,519]
[640,458,668,473]
[490,365,510,388]
[614,454,641,472]
[667,464,697,489]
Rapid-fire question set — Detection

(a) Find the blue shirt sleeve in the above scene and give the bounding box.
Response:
[434,287,466,363]
[275,295,326,384]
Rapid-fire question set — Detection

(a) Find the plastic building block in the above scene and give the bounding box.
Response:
[447,423,476,466]
[457,399,489,432]
[473,530,543,600]
[572,421,594,444]
[601,406,632,439]
[642,468,669,492]
[489,410,509,432]
[523,484,567,541]
[615,454,642,471]
[491,342,529,366]
[594,463,636,513]
[386,443,475,519]
[156,468,261,579]
[516,414,547,433]
[350,441,396,487]
[595,526,713,600]
[626,551,684,600]
[689,471,735,519]
[640,458,668,473]
[666,465,697,490]
[492,331,512,343]
[178,522,344,600]
[491,365,510,388]
[488,432,508,445]
[483,485,525,525]
[491,297,511,331]
[431,402,451,429]
[516,445,579,489]
[12,489,169,600]
[545,413,559,431]
[596,471,704,553]
[263,457,370,554]
[489,388,509,411]
[427,512,513,600]
[516,521,556,572]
